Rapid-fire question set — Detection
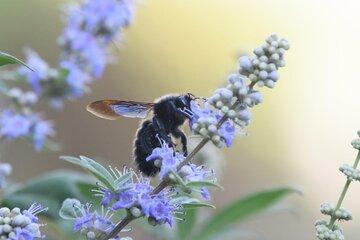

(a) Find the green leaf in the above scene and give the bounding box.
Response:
[186,181,223,190]
[1,170,96,220]
[1,193,60,219]
[76,181,96,201]
[0,51,33,70]
[61,156,115,191]
[194,187,299,240]
[59,198,82,220]
[134,218,174,239]
[170,196,192,205]
[205,228,258,240]
[114,172,132,187]
[176,208,197,240]
[0,80,9,94]
[182,202,215,209]
[181,198,215,209]
[79,156,115,185]
[46,219,79,240]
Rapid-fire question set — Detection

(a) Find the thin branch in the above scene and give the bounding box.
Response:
[328,151,360,228]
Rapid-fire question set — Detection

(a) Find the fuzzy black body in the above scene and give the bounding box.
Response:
[134,94,192,176]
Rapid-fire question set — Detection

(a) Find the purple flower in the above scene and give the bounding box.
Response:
[146,140,184,179]
[112,190,137,210]
[189,101,213,122]
[160,152,184,180]
[76,0,134,36]
[23,203,47,224]
[11,228,35,240]
[72,203,117,236]
[100,190,114,207]
[73,212,94,231]
[180,163,213,182]
[148,195,176,226]
[179,163,215,200]
[60,60,91,98]
[17,49,50,94]
[146,140,174,162]
[93,215,115,234]
[0,109,54,150]
[134,182,153,194]
[31,118,55,151]
[58,0,135,98]
[217,118,235,147]
[61,29,106,77]
[110,181,156,215]
[200,187,211,200]
[0,110,32,139]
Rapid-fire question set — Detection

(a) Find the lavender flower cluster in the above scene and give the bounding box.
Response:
[59,149,218,239]
[60,199,131,240]
[60,34,289,240]
[0,0,134,150]
[96,167,182,227]
[190,34,289,148]
[0,203,47,239]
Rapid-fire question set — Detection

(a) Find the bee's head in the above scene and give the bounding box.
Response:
[177,93,207,110]
[178,93,206,108]
[176,94,191,110]
[186,93,207,102]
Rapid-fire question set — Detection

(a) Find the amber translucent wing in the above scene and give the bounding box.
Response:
[86,100,155,120]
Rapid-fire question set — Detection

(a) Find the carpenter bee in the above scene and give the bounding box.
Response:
[87,93,197,176]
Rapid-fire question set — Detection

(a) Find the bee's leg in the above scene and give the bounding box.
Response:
[169,101,191,118]
[172,128,188,156]
[152,116,174,147]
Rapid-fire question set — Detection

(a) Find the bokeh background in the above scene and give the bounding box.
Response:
[1,0,360,239]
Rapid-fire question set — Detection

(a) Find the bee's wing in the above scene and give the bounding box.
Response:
[87,100,155,120]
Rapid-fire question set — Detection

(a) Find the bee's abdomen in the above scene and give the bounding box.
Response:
[133,120,161,176]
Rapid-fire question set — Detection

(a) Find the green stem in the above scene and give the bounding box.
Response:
[328,150,360,228]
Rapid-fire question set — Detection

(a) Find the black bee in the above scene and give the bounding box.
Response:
[86,93,196,176]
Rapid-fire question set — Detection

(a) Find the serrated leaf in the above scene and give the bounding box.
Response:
[0,51,33,70]
[59,198,82,220]
[194,187,299,240]
[186,181,223,190]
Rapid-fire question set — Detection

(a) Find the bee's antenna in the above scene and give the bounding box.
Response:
[187,92,207,101]
[187,93,196,99]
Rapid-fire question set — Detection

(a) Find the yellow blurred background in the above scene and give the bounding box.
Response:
[1,0,360,239]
